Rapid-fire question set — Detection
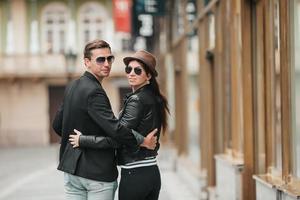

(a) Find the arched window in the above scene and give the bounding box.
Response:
[78,2,109,49]
[41,3,69,54]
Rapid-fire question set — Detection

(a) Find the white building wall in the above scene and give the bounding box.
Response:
[102,79,121,116]
[255,181,277,200]
[215,155,243,200]
[282,194,297,200]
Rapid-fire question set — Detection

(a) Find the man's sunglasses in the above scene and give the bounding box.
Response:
[95,55,115,64]
[125,66,143,75]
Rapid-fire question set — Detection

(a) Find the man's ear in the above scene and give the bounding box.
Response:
[84,58,90,68]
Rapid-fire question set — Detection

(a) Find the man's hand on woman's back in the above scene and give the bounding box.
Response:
[140,129,158,150]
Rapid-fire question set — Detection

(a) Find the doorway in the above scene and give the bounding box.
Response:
[48,85,65,143]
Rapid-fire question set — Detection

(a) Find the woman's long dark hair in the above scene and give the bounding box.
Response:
[143,64,170,133]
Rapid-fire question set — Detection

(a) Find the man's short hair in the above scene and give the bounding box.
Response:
[84,39,111,59]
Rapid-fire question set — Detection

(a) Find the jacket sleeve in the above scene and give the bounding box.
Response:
[119,97,145,145]
[79,135,120,149]
[87,89,138,147]
[78,132,143,149]
[52,103,63,137]
[119,97,144,129]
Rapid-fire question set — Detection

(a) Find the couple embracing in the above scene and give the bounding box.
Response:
[52,39,169,200]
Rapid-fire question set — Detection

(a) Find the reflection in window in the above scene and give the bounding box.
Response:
[42,3,69,54]
[172,0,185,41]
[187,29,200,166]
[204,0,211,6]
[292,0,300,178]
[274,0,282,173]
[186,0,197,23]
[208,13,215,50]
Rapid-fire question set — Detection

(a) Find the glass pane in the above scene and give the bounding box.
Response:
[204,0,211,6]
[59,30,65,53]
[42,4,69,54]
[172,0,184,41]
[47,30,53,53]
[187,29,200,165]
[186,0,197,23]
[96,30,102,39]
[292,0,300,177]
[79,3,104,47]
[84,30,90,43]
[295,72,300,177]
[46,19,53,24]
[273,0,282,172]
[208,13,215,50]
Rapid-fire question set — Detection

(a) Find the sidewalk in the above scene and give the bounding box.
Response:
[0,145,198,200]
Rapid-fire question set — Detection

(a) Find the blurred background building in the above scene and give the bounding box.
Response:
[1,0,300,200]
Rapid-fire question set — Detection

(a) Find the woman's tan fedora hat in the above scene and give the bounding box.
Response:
[123,50,158,77]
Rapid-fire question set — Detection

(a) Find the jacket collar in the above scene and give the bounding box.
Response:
[124,84,150,100]
[83,71,102,86]
[133,84,149,94]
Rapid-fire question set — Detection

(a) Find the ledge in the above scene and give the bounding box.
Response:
[279,183,300,199]
[253,174,283,189]
[253,174,300,199]
[214,154,244,171]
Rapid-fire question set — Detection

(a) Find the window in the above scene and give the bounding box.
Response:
[5,1,13,54]
[291,0,300,178]
[204,0,211,6]
[264,0,283,175]
[172,0,185,42]
[273,0,282,173]
[41,2,69,54]
[187,29,200,165]
[78,2,108,49]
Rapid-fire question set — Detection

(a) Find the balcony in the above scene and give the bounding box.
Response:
[0,54,67,79]
[0,52,132,80]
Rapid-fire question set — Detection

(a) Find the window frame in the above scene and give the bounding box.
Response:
[290,0,300,182]
[41,2,69,54]
[78,2,108,51]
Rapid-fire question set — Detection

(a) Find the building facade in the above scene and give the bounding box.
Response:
[0,0,132,146]
[155,0,300,199]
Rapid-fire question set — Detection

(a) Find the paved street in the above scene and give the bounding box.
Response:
[0,145,198,200]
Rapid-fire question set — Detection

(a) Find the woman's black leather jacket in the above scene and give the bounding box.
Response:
[79,84,161,165]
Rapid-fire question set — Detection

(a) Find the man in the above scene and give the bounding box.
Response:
[52,39,156,200]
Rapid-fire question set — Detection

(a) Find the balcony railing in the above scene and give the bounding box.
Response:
[0,52,133,79]
[0,54,67,78]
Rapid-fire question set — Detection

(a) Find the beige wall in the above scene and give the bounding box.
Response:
[0,81,49,146]
[102,78,124,116]
[0,78,125,147]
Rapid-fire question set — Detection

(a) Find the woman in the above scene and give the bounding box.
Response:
[69,50,169,200]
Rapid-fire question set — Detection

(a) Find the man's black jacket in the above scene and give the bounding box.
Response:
[52,71,140,182]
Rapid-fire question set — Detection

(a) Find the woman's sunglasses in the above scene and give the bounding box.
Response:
[125,66,143,75]
[95,55,115,64]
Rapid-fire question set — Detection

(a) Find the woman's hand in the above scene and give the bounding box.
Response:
[69,129,82,148]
